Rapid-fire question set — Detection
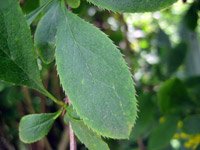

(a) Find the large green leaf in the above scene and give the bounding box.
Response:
[86,0,177,13]
[35,1,62,64]
[55,6,137,139]
[0,0,45,93]
[65,111,109,150]
[19,112,60,143]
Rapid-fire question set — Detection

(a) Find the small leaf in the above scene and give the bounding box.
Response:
[86,0,177,13]
[19,112,60,143]
[66,0,80,8]
[182,114,200,134]
[0,0,45,93]
[55,5,137,139]
[26,0,54,25]
[65,110,109,150]
[35,1,62,64]
[148,116,179,150]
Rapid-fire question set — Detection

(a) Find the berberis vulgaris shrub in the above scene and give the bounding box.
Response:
[0,0,177,149]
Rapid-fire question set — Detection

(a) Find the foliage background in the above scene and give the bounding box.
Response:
[0,0,200,149]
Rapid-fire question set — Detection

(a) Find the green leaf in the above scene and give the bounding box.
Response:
[0,0,45,93]
[148,116,179,150]
[55,6,137,139]
[183,3,199,31]
[157,78,191,114]
[21,0,40,14]
[86,0,177,13]
[182,114,200,134]
[35,1,62,64]
[19,112,60,143]
[166,42,187,75]
[26,0,54,25]
[131,93,156,140]
[65,110,109,150]
[66,0,81,8]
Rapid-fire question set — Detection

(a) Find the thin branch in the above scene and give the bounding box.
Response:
[58,127,69,150]
[137,138,146,150]
[69,124,77,150]
[64,97,77,150]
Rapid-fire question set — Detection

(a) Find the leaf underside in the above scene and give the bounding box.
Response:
[55,6,137,139]
[87,0,177,13]
[0,0,44,92]
[19,113,57,143]
[35,1,62,64]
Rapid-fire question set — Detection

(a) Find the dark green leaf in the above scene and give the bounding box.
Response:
[131,93,156,140]
[148,116,179,150]
[183,3,198,31]
[166,42,187,74]
[19,112,60,143]
[182,114,200,134]
[55,6,137,139]
[156,28,172,64]
[21,0,40,14]
[86,0,177,13]
[157,78,191,114]
[0,0,45,93]
[35,1,62,64]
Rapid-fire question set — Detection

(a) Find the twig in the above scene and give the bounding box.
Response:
[64,97,77,150]
[137,138,145,150]
[69,124,77,150]
[58,127,69,150]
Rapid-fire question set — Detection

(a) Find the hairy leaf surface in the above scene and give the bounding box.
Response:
[35,1,62,64]
[55,7,137,139]
[0,0,45,92]
[87,0,177,13]
[19,113,59,143]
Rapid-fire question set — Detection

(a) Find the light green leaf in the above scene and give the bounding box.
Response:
[86,0,177,13]
[0,0,45,92]
[26,0,54,25]
[55,6,137,139]
[65,111,109,150]
[66,0,80,8]
[19,112,60,143]
[148,116,179,150]
[35,1,62,64]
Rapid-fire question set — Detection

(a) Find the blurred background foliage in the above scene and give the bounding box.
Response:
[0,0,200,149]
